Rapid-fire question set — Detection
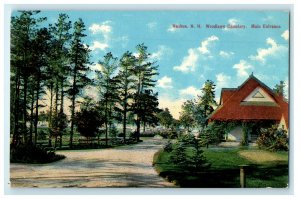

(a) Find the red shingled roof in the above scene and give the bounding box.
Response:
[209,75,289,127]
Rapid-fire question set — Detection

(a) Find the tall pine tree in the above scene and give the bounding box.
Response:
[68,18,91,148]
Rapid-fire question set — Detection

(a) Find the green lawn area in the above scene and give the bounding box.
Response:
[153,148,288,188]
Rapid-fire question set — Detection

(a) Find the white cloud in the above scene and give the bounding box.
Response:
[173,48,199,73]
[90,63,104,72]
[233,60,253,78]
[157,76,173,89]
[198,35,219,54]
[281,30,289,41]
[89,21,112,35]
[147,22,157,30]
[158,95,186,119]
[88,21,113,51]
[224,18,239,31]
[249,37,286,64]
[89,41,109,51]
[84,86,100,101]
[219,50,234,58]
[167,25,177,32]
[173,36,219,73]
[179,86,202,98]
[216,73,231,88]
[150,45,173,60]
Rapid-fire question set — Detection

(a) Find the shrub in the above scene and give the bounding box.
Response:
[109,125,118,138]
[74,108,104,138]
[169,133,210,170]
[163,140,173,152]
[257,125,288,151]
[10,144,65,164]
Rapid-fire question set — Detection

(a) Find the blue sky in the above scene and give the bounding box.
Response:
[14,10,289,118]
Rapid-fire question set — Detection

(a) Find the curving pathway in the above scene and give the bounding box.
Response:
[10,137,174,188]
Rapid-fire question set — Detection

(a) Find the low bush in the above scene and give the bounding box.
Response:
[10,143,65,164]
[257,125,288,151]
[165,133,210,170]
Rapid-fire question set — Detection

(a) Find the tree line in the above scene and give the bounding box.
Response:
[10,11,160,148]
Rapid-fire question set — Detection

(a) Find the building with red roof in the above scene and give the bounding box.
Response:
[208,74,288,142]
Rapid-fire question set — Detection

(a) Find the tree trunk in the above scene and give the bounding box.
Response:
[60,78,64,148]
[48,83,53,146]
[13,68,21,144]
[136,117,141,142]
[105,99,108,146]
[34,74,40,145]
[70,87,76,148]
[29,88,34,144]
[23,75,28,143]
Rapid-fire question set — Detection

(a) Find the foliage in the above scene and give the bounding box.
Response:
[157,108,174,129]
[179,100,195,131]
[10,143,65,164]
[68,18,91,147]
[194,80,217,128]
[257,125,288,151]
[131,44,159,141]
[51,112,68,138]
[273,80,286,96]
[199,122,234,147]
[115,51,136,142]
[168,133,210,170]
[163,140,173,152]
[109,125,119,138]
[178,80,217,131]
[74,100,104,138]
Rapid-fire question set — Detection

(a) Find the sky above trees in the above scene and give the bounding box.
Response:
[13,10,289,119]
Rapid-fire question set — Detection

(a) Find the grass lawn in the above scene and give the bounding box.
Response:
[153,148,288,188]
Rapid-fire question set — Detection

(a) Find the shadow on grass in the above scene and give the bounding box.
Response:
[156,163,288,188]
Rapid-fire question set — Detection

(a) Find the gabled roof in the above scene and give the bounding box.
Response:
[209,74,289,127]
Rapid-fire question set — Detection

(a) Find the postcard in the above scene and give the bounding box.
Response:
[9,10,289,189]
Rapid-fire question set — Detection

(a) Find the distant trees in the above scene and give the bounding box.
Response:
[179,100,196,131]
[274,80,286,97]
[178,80,217,132]
[157,108,174,129]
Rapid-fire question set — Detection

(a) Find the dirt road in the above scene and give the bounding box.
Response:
[10,137,174,188]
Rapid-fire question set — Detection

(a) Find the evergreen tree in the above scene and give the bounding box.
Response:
[68,18,91,148]
[115,51,136,142]
[140,89,160,133]
[179,100,195,131]
[10,11,46,144]
[132,44,158,141]
[48,13,72,147]
[96,52,118,146]
[195,80,217,128]
[30,27,52,145]
[274,80,286,96]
